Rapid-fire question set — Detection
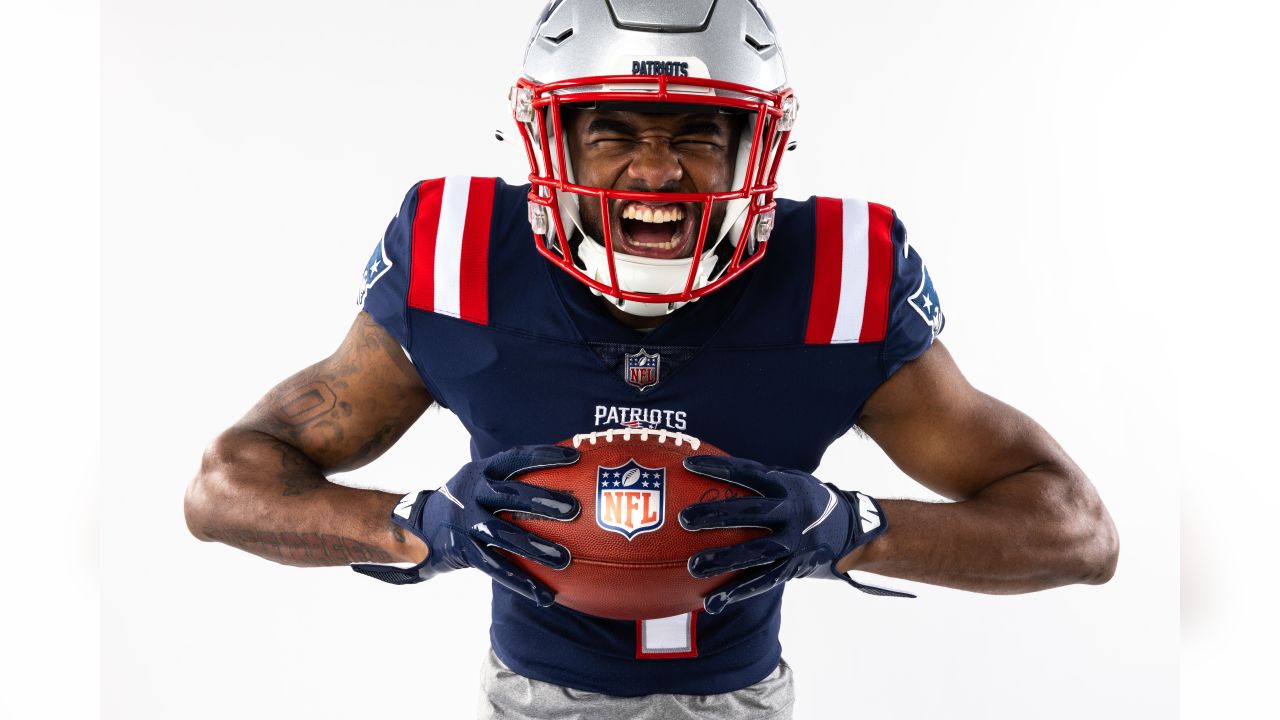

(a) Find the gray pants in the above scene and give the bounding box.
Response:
[477,649,795,720]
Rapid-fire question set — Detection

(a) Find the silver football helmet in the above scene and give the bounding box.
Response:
[511,0,796,316]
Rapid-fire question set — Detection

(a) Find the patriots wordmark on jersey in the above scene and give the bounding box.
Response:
[360,176,942,696]
[592,405,688,431]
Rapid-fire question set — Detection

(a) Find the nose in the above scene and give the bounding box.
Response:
[625,140,683,190]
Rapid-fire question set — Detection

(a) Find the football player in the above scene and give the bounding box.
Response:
[184,1,1119,717]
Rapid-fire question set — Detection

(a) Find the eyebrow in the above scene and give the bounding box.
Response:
[675,120,726,137]
[584,117,726,137]
[584,118,638,136]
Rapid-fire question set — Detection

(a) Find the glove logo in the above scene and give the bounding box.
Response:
[393,491,417,520]
[596,459,665,540]
[855,491,882,533]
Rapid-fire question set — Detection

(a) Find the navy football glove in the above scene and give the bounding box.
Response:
[679,454,914,614]
[352,445,580,607]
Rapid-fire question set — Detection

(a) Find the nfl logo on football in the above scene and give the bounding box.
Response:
[624,349,661,391]
[596,459,666,540]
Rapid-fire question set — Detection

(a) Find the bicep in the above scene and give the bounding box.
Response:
[234,311,433,474]
[858,341,1071,501]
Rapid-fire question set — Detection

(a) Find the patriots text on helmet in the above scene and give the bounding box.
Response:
[631,60,689,77]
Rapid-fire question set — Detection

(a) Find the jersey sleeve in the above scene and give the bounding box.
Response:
[357,182,421,349]
[881,211,945,378]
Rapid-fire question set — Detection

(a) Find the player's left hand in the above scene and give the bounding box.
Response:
[679,454,915,614]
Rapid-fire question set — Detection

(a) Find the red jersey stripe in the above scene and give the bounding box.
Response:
[408,178,445,312]
[804,197,844,344]
[858,202,894,342]
[458,177,495,325]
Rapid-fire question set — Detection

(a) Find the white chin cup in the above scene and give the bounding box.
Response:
[576,236,718,317]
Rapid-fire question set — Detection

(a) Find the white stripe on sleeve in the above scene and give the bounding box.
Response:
[830,198,870,343]
[433,176,471,317]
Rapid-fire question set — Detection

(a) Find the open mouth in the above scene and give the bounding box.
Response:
[612,201,696,260]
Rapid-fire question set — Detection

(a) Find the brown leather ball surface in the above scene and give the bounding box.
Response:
[506,430,767,620]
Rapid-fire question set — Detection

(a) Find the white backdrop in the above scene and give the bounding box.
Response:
[86,0,1277,718]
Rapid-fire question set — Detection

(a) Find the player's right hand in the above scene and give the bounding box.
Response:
[351,445,580,606]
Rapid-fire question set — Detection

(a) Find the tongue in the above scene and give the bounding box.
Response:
[624,219,672,246]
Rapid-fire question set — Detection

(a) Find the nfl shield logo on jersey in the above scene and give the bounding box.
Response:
[596,459,666,540]
[624,349,661,391]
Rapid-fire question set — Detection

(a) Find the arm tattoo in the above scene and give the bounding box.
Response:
[360,312,421,385]
[350,425,395,468]
[271,440,324,497]
[203,528,395,566]
[245,311,428,474]
[271,381,337,427]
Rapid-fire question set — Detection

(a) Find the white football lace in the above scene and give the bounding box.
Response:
[571,429,702,451]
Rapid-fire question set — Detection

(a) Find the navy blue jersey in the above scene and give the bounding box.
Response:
[360,176,943,696]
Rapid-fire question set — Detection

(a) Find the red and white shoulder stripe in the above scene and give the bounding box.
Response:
[407,176,496,325]
[803,197,896,344]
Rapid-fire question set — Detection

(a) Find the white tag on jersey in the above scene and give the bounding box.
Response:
[638,613,695,657]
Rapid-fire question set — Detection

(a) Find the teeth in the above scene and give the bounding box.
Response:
[618,203,686,251]
[621,204,685,223]
[628,235,681,250]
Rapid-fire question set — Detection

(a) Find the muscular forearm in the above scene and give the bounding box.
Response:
[185,429,426,567]
[838,466,1119,594]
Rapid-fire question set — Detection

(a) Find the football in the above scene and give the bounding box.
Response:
[505,429,767,620]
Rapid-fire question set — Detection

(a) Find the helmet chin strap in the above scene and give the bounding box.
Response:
[555,119,755,317]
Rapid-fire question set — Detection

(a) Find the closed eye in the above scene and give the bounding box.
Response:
[674,138,728,155]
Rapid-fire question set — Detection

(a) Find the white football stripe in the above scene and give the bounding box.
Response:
[831,198,870,343]
[433,176,471,317]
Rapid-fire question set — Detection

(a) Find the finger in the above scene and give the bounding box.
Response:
[458,535,557,607]
[682,454,769,480]
[481,478,580,520]
[703,561,792,615]
[485,444,580,481]
[687,537,790,579]
[470,516,572,570]
[679,496,786,531]
[682,455,785,496]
